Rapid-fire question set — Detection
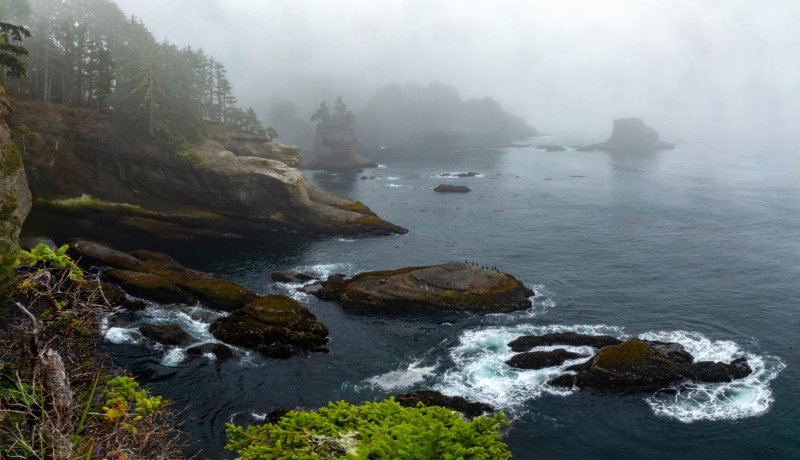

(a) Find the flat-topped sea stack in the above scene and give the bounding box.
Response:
[304,98,376,171]
[579,118,674,153]
[311,262,534,314]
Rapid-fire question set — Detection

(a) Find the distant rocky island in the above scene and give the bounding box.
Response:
[579,118,674,153]
[358,83,538,149]
[302,97,377,171]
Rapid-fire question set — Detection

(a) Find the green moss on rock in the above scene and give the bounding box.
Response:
[175,276,256,312]
[593,339,654,372]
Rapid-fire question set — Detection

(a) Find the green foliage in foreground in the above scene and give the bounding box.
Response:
[226,398,511,460]
[17,243,83,281]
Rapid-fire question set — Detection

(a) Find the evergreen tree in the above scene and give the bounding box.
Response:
[310,100,330,124]
[0,22,30,79]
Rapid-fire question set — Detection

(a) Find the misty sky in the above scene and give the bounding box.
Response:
[114,0,800,141]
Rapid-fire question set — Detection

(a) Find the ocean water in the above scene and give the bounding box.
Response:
[28,139,800,458]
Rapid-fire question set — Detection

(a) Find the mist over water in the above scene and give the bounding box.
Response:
[112,0,800,142]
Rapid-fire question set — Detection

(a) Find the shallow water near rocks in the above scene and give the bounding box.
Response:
[26,140,800,458]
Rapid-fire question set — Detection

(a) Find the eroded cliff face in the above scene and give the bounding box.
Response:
[305,116,376,171]
[0,87,32,253]
[10,101,405,239]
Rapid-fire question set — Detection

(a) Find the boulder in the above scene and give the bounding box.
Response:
[578,118,674,153]
[209,295,329,358]
[548,339,752,392]
[508,332,622,352]
[395,390,493,417]
[186,342,234,361]
[138,324,189,346]
[433,184,471,193]
[311,262,533,314]
[505,349,584,370]
[455,172,479,177]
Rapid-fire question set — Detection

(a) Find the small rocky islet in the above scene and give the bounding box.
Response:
[302,261,535,314]
[505,333,753,392]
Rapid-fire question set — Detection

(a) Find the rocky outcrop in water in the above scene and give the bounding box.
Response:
[138,324,189,346]
[506,349,584,370]
[541,338,752,392]
[508,332,622,352]
[578,118,674,153]
[395,390,494,417]
[304,101,376,171]
[10,101,404,239]
[433,184,471,193]
[311,262,534,314]
[70,240,329,358]
[0,86,32,253]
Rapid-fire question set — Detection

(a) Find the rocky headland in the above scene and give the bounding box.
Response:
[578,118,674,153]
[307,262,534,314]
[9,101,404,239]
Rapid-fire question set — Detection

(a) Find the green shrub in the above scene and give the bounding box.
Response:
[0,141,23,175]
[225,398,510,459]
[17,243,84,281]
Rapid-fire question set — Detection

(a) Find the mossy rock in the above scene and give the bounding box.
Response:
[105,269,195,305]
[209,295,329,358]
[314,262,533,314]
[175,275,256,312]
[593,339,655,372]
[336,201,371,214]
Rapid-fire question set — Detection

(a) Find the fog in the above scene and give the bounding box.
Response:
[114,0,800,142]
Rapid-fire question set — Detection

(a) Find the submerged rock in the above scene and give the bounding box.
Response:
[209,295,329,358]
[395,390,493,417]
[578,118,674,153]
[508,332,622,352]
[312,262,533,314]
[186,342,234,361]
[138,324,189,346]
[433,184,471,193]
[548,339,752,392]
[505,349,584,370]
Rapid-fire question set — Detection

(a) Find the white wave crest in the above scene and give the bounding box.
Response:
[640,330,785,422]
[434,324,622,413]
[363,360,438,391]
[104,327,142,345]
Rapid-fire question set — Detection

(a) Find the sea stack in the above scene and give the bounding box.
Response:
[579,118,674,153]
[304,97,377,171]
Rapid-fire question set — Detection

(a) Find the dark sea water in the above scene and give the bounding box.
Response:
[26,139,800,459]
